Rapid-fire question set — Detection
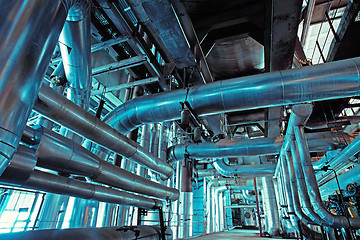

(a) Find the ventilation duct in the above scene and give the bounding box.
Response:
[33,84,173,180]
[0,0,73,176]
[168,131,349,161]
[0,146,162,209]
[103,57,360,133]
[23,126,179,200]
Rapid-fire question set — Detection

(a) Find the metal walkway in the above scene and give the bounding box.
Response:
[179,229,284,240]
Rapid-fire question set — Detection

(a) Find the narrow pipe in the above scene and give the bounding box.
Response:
[0,0,69,176]
[103,57,360,133]
[33,84,173,179]
[25,126,179,200]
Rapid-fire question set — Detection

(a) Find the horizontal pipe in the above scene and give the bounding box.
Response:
[92,55,147,76]
[33,84,173,179]
[168,131,349,161]
[91,77,159,96]
[0,226,171,240]
[27,126,179,200]
[0,149,162,209]
[50,36,131,65]
[103,57,360,133]
[212,159,276,177]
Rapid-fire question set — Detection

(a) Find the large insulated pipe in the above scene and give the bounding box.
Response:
[59,1,91,109]
[0,146,162,209]
[103,57,360,133]
[33,84,173,180]
[212,159,276,177]
[0,0,72,176]
[0,226,172,240]
[261,177,280,236]
[294,126,360,228]
[168,131,349,161]
[24,126,179,200]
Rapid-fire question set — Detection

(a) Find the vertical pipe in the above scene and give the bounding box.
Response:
[0,0,68,175]
[254,177,263,236]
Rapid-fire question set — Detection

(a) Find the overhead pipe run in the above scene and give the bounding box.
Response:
[168,131,349,161]
[59,1,91,109]
[23,126,179,200]
[33,84,174,180]
[0,0,75,176]
[212,159,276,177]
[0,146,162,210]
[103,57,360,133]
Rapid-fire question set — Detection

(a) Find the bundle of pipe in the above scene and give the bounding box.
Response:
[22,126,179,200]
[0,226,172,240]
[0,145,162,209]
[33,84,173,180]
[102,57,360,133]
[280,104,360,229]
[168,131,350,161]
[0,0,81,176]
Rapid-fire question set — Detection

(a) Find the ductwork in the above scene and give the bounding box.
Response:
[212,159,276,177]
[33,84,173,179]
[0,226,172,240]
[0,0,72,176]
[59,1,91,109]
[103,57,360,133]
[0,146,162,209]
[168,131,349,161]
[242,190,256,202]
[23,126,179,200]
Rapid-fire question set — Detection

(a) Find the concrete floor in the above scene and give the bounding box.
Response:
[179,229,284,239]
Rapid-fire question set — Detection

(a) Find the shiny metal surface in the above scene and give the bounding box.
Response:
[59,1,91,108]
[169,131,348,161]
[212,159,276,177]
[0,226,172,240]
[294,126,360,228]
[261,177,280,236]
[28,126,179,200]
[104,57,360,133]
[34,84,174,179]
[0,0,68,176]
[0,169,162,209]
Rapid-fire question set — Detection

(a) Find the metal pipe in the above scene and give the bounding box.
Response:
[168,131,349,161]
[261,176,280,235]
[103,57,360,133]
[0,150,162,209]
[294,126,360,228]
[212,159,276,177]
[92,55,147,76]
[0,226,172,240]
[0,0,70,176]
[91,77,159,96]
[33,84,173,179]
[25,126,179,200]
[59,1,91,109]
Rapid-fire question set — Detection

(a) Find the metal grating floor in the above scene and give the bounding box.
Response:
[179,229,284,240]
